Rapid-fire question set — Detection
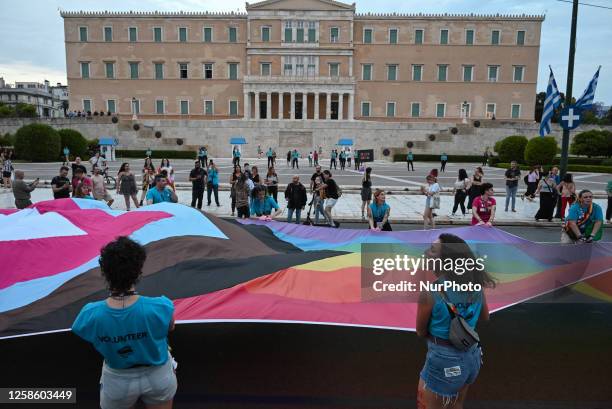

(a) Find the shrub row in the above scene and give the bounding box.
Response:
[494,163,612,174]
[489,156,611,166]
[392,154,485,163]
[116,150,197,160]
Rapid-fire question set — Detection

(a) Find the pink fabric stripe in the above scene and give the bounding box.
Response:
[0,200,171,289]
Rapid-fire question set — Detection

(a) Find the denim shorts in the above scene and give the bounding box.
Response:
[100,353,177,409]
[420,341,481,399]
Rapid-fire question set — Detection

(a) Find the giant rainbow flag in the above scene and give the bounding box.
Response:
[1,199,611,339]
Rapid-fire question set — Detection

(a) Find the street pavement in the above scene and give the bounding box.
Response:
[9,157,612,192]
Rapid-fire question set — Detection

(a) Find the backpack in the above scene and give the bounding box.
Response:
[439,291,480,351]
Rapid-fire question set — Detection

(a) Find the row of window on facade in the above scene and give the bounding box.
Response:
[79,61,239,80]
[78,60,525,83]
[0,94,53,105]
[361,63,525,82]
[82,98,521,119]
[82,99,239,116]
[361,101,521,119]
[78,24,527,46]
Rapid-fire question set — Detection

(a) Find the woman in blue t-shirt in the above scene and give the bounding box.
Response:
[72,237,177,409]
[250,185,282,219]
[367,188,391,231]
[416,233,495,409]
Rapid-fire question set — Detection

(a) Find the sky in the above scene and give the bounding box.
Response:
[0,0,610,103]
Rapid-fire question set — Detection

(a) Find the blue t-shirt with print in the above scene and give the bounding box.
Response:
[250,196,279,216]
[72,296,174,369]
[407,153,414,161]
[566,202,604,234]
[441,154,448,161]
[146,187,173,204]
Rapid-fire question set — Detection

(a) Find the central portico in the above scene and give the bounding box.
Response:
[243,0,356,120]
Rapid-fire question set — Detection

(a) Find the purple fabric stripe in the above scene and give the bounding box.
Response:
[238,220,527,244]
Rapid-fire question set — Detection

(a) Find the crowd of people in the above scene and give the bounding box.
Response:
[3,148,610,241]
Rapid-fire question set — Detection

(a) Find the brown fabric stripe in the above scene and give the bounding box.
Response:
[0,217,279,334]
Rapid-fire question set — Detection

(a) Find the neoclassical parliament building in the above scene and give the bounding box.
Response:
[62,0,543,122]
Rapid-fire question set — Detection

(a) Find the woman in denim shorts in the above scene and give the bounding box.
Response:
[416,233,495,409]
[72,237,177,409]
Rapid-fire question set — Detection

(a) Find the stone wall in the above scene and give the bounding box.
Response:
[1,117,610,160]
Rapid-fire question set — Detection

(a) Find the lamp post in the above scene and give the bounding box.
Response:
[559,0,579,180]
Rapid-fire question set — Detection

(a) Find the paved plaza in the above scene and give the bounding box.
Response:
[2,158,609,227]
[7,157,612,192]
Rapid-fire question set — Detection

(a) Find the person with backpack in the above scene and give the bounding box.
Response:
[521,165,539,202]
[534,169,558,222]
[321,170,341,227]
[416,233,495,409]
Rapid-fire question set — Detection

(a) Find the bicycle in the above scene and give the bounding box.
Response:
[100,168,116,190]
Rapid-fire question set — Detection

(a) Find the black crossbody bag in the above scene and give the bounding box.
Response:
[439,291,480,351]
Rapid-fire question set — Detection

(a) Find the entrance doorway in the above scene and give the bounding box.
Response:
[331,101,339,120]
[295,101,303,119]
[260,100,267,119]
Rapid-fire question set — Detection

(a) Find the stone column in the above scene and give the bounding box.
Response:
[290,92,296,120]
[278,92,284,119]
[326,93,331,120]
[255,92,260,120]
[348,92,354,121]
[243,92,250,119]
[266,92,271,120]
[314,92,320,120]
[338,93,344,121]
[302,92,308,120]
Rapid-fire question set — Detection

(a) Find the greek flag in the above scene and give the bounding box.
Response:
[539,67,561,137]
[575,66,601,110]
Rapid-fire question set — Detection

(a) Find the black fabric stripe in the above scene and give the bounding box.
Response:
[0,250,346,339]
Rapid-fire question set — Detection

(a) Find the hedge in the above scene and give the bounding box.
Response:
[392,154,486,163]
[0,132,15,147]
[58,129,89,159]
[14,124,61,162]
[490,156,609,166]
[497,135,528,163]
[116,150,197,159]
[570,130,611,158]
[494,163,612,174]
[524,136,557,166]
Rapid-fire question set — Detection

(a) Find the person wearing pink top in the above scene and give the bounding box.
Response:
[471,183,496,226]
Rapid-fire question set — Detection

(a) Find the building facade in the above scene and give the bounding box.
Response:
[0,78,67,118]
[61,0,543,121]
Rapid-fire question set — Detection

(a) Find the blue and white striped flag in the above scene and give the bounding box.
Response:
[575,66,601,110]
[539,67,562,137]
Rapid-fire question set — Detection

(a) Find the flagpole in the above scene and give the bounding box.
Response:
[559,0,579,179]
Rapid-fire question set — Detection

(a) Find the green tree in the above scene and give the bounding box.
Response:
[58,129,89,158]
[498,135,528,163]
[14,124,61,162]
[524,136,558,165]
[0,103,16,118]
[570,130,608,158]
[15,103,37,118]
